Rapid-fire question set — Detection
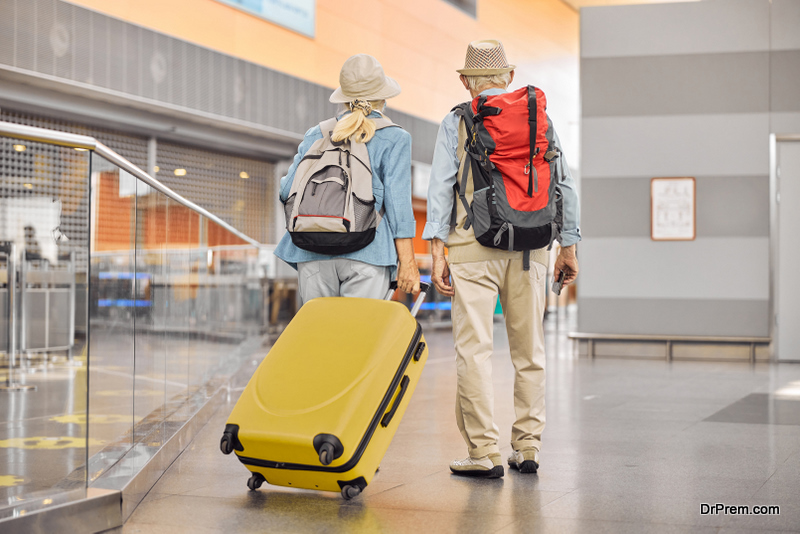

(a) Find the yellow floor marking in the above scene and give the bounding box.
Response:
[0,437,104,450]
[0,475,25,487]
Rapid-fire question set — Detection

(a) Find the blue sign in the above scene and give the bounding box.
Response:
[216,0,316,38]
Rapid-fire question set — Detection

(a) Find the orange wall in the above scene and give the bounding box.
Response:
[95,174,217,251]
[95,173,134,251]
[63,0,578,125]
[413,209,429,255]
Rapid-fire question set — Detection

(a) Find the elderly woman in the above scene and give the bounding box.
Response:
[275,54,420,304]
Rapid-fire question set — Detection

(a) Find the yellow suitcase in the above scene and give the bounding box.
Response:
[220,283,429,499]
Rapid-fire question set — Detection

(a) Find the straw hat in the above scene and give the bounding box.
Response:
[329,54,402,104]
[456,39,516,76]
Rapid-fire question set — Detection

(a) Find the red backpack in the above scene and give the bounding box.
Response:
[453,85,563,268]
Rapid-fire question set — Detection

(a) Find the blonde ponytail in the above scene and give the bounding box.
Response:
[331,99,385,143]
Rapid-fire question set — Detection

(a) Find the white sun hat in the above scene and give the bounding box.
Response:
[329,54,402,104]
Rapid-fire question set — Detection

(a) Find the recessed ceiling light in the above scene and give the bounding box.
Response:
[174,168,187,176]
[239,171,250,179]
[23,183,33,189]
[154,166,160,173]
[13,144,26,152]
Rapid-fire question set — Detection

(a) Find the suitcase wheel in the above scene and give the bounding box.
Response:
[341,485,361,500]
[319,443,335,465]
[247,472,266,491]
[220,435,233,455]
[220,424,242,455]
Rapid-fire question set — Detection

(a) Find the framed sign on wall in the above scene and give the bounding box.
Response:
[651,177,696,241]
[215,0,316,38]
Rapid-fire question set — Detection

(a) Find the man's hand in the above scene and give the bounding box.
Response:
[553,244,579,286]
[394,238,420,294]
[430,238,454,297]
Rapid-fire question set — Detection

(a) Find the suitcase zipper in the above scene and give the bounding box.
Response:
[237,324,423,473]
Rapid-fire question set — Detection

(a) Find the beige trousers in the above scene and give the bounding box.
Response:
[450,256,547,458]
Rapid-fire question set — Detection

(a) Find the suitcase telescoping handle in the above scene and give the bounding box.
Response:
[385,281,431,318]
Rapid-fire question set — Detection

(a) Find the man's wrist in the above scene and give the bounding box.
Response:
[560,244,576,257]
[431,238,447,259]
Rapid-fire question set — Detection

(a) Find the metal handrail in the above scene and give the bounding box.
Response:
[91,244,270,256]
[0,121,261,248]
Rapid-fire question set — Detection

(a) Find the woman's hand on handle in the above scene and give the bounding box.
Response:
[394,238,420,294]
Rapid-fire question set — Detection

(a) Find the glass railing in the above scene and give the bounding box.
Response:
[0,122,265,522]
[1,134,92,515]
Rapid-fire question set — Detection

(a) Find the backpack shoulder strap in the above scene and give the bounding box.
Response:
[452,115,475,230]
[451,101,471,114]
[318,117,339,141]
[372,113,402,131]
[526,86,540,196]
[298,117,340,164]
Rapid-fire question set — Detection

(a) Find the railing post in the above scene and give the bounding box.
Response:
[2,244,36,392]
[68,251,76,362]
[44,258,51,360]
[19,248,26,354]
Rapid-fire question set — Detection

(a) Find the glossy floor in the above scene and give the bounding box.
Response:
[121,312,800,533]
[0,329,250,506]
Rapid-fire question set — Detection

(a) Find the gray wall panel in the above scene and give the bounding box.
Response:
[0,2,13,67]
[578,0,784,340]
[771,112,800,133]
[771,0,800,51]
[579,237,769,301]
[577,297,770,337]
[582,114,770,178]
[696,175,770,237]
[582,53,769,117]
[581,177,650,238]
[581,175,769,238]
[777,142,800,360]
[581,0,770,59]
[770,50,800,113]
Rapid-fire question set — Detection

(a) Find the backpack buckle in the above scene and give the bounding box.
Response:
[524,163,530,175]
[493,222,509,247]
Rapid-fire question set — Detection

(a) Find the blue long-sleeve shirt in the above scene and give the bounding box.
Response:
[275,112,416,272]
[421,88,581,247]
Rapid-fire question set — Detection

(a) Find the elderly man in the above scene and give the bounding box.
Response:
[423,40,581,477]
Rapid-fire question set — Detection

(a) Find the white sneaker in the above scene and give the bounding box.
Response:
[449,453,504,478]
[507,448,539,473]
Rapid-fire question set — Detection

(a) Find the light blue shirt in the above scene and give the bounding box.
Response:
[275,112,416,272]
[421,88,581,247]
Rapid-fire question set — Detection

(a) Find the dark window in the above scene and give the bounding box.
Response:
[443,0,477,17]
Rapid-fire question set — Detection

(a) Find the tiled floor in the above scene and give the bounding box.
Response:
[120,313,800,533]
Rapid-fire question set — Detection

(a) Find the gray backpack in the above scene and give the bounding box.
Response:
[284,115,400,255]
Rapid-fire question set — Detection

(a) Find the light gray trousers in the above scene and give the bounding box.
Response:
[297,259,391,305]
